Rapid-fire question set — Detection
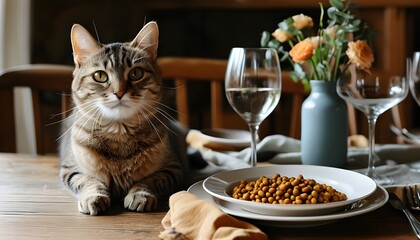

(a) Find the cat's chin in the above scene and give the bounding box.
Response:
[101,105,136,121]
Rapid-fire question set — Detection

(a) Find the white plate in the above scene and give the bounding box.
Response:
[189,180,388,227]
[202,165,377,216]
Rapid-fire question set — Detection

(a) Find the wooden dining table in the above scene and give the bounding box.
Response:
[0,152,416,240]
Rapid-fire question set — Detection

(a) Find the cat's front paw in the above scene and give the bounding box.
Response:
[78,193,111,216]
[124,189,157,212]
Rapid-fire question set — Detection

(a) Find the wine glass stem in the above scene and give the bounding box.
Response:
[248,123,260,167]
[366,116,378,178]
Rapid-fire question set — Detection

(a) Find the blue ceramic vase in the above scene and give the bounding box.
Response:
[301,80,348,168]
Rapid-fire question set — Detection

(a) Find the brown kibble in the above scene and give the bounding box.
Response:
[230,173,346,205]
[300,193,308,200]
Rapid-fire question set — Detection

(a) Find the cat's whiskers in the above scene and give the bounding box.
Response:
[139,101,182,143]
[43,92,74,121]
[136,105,164,143]
[49,108,73,120]
[150,100,180,118]
[141,104,170,131]
[48,100,101,127]
[45,116,70,127]
[47,93,73,117]
[75,107,103,145]
[58,108,98,143]
[143,102,179,136]
[56,104,94,141]
[155,107,177,123]
[56,100,102,142]
[63,99,100,118]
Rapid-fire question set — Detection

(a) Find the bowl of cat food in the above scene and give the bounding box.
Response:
[202,165,377,216]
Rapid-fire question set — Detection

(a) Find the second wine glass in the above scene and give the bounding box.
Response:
[337,65,408,184]
[409,52,420,106]
[225,48,282,167]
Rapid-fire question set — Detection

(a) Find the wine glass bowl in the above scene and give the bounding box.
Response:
[225,48,282,167]
[337,66,408,184]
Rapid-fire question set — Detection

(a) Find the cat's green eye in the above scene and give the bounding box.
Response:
[92,71,108,83]
[128,67,144,82]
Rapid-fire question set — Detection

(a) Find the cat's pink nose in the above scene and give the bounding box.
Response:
[114,90,126,100]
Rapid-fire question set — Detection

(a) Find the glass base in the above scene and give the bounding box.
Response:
[368,174,394,185]
[407,161,420,172]
[356,167,395,186]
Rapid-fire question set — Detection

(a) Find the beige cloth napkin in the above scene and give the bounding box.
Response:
[159,191,267,240]
[347,134,368,147]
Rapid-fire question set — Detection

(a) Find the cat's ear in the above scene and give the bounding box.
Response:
[70,24,101,66]
[131,21,159,60]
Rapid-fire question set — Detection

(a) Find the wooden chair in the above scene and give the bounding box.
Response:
[0,64,73,154]
[157,57,306,139]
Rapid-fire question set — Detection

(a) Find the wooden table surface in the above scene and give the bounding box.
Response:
[0,153,416,239]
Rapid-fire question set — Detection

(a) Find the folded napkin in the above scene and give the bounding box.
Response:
[187,131,420,166]
[159,191,267,240]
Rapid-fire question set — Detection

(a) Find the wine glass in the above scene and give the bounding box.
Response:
[225,48,282,167]
[405,52,420,170]
[409,52,420,106]
[337,65,408,184]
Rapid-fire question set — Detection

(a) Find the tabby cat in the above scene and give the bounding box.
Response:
[59,21,185,215]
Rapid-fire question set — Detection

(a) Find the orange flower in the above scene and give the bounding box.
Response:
[307,36,321,49]
[292,14,314,30]
[272,28,292,43]
[346,40,374,70]
[289,39,316,63]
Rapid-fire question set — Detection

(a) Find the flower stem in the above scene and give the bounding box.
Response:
[332,48,341,80]
[309,58,320,80]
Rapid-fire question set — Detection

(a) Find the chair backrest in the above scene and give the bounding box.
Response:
[157,57,227,129]
[0,64,73,154]
[157,56,306,139]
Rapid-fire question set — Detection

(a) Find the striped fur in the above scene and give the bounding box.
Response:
[59,22,184,215]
